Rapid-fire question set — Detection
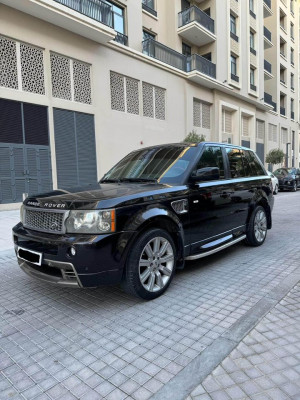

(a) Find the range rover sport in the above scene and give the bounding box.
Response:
[13,142,274,300]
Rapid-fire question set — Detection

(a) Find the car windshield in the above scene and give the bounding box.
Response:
[273,169,288,176]
[101,145,197,184]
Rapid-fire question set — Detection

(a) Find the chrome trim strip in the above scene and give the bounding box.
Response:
[17,246,42,266]
[19,260,80,288]
[185,235,246,260]
[201,234,233,249]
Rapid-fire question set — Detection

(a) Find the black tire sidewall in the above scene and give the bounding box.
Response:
[124,228,176,300]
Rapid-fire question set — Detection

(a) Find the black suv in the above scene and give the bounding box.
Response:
[273,167,300,192]
[13,143,274,300]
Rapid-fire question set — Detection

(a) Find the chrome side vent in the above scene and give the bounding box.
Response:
[171,199,188,214]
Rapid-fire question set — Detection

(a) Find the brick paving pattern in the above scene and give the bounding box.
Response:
[0,192,299,399]
[187,283,300,400]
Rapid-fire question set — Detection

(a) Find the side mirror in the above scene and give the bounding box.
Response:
[191,167,220,182]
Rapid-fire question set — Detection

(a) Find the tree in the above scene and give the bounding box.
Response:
[265,149,285,165]
[183,130,205,143]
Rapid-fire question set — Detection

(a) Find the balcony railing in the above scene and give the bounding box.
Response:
[178,6,214,33]
[264,92,276,111]
[143,38,187,71]
[231,73,239,83]
[250,83,257,91]
[250,10,256,19]
[142,0,157,17]
[230,31,239,42]
[54,0,113,27]
[280,106,286,116]
[291,111,295,120]
[250,47,256,55]
[264,59,272,74]
[264,0,271,8]
[187,54,216,78]
[264,26,272,42]
[142,39,217,79]
[114,32,128,46]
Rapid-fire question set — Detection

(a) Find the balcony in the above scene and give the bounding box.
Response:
[264,59,273,80]
[142,39,217,81]
[264,26,273,49]
[280,106,286,116]
[142,0,157,17]
[264,92,277,111]
[263,0,272,17]
[187,54,216,78]
[1,0,116,44]
[178,6,216,47]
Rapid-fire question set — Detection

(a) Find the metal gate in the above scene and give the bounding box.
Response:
[0,99,52,204]
[0,144,52,203]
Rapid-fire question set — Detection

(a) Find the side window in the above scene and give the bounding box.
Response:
[194,146,225,180]
[245,150,265,176]
[241,149,252,177]
[226,148,246,178]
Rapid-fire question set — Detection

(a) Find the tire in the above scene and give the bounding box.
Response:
[291,181,297,192]
[245,206,267,247]
[274,184,278,195]
[122,229,176,300]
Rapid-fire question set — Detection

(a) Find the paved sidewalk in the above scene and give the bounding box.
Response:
[187,283,300,400]
[0,210,20,251]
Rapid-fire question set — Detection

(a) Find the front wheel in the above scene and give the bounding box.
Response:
[245,206,267,247]
[291,181,297,192]
[122,229,176,300]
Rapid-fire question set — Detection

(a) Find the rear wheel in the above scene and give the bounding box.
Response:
[245,206,267,246]
[122,229,176,300]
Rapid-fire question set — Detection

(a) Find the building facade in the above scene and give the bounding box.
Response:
[0,0,299,208]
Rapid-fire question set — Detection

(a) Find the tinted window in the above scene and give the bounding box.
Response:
[195,146,225,179]
[240,149,253,177]
[226,148,246,178]
[245,150,265,176]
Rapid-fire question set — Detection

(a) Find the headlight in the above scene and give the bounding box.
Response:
[65,209,116,234]
[20,204,25,224]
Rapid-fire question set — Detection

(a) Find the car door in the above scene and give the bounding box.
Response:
[188,145,236,255]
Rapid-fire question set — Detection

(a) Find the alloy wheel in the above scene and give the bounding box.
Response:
[139,236,174,293]
[254,209,267,243]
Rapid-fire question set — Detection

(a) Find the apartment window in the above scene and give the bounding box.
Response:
[291,48,294,65]
[181,0,190,11]
[142,82,166,120]
[268,123,277,142]
[105,1,125,34]
[182,43,192,57]
[231,55,238,81]
[193,99,211,129]
[290,22,294,39]
[281,128,288,144]
[250,67,256,91]
[280,93,286,116]
[291,73,294,90]
[249,0,256,18]
[222,110,233,134]
[291,98,294,119]
[242,116,249,137]
[280,65,286,84]
[280,9,286,30]
[280,38,286,57]
[143,30,155,41]
[230,14,238,41]
[110,72,139,115]
[256,120,265,140]
[250,31,256,54]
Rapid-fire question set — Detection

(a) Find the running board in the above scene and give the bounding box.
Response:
[185,235,247,261]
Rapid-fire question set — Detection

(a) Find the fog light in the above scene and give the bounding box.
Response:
[67,247,76,257]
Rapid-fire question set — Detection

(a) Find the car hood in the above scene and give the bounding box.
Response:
[23,182,187,210]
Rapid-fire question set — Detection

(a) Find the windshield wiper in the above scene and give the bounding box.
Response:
[119,178,158,183]
[100,178,121,183]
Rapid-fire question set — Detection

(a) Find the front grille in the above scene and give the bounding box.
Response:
[24,208,66,234]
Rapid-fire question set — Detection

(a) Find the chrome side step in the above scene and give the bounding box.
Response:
[185,235,247,261]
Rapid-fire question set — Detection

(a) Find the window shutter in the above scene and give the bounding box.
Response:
[256,120,264,140]
[223,110,232,134]
[110,72,125,112]
[193,100,201,127]
[201,103,210,129]
[242,117,249,137]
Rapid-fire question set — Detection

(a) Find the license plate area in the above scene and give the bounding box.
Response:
[18,247,42,266]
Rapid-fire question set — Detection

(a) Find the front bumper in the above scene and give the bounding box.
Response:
[13,223,134,288]
[278,180,294,190]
